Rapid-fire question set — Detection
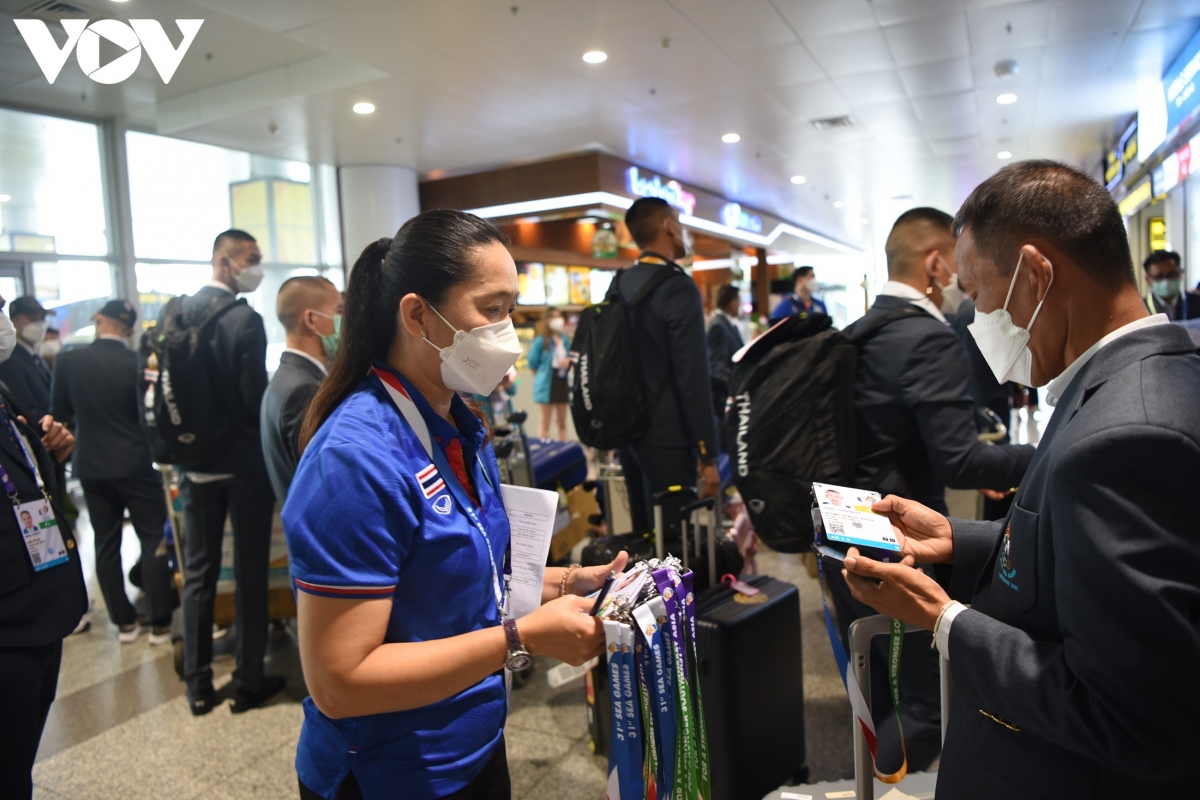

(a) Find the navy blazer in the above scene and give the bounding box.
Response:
[618,259,719,461]
[937,323,1200,799]
[0,344,51,423]
[852,295,1034,512]
[260,350,324,503]
[51,338,156,482]
[706,312,743,391]
[0,389,87,647]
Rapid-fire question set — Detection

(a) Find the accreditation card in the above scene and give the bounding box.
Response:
[811,482,902,554]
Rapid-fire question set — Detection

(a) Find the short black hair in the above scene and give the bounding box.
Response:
[212,229,257,254]
[716,284,740,309]
[795,266,814,280]
[893,207,953,231]
[625,197,673,249]
[952,160,1133,286]
[1143,250,1181,271]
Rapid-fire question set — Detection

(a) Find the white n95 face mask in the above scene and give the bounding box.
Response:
[234,264,264,293]
[0,312,17,364]
[967,252,1053,387]
[423,302,523,395]
[936,256,967,315]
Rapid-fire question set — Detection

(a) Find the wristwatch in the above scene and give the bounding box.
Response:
[502,618,531,671]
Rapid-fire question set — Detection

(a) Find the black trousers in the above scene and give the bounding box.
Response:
[0,640,62,800]
[81,475,173,628]
[825,566,943,773]
[618,444,695,539]
[299,737,511,800]
[181,472,275,696]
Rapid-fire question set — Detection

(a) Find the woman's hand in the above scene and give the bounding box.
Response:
[841,548,951,631]
[568,551,630,596]
[519,595,605,666]
[871,494,955,564]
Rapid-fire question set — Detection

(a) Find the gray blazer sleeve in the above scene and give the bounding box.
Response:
[947,424,1200,779]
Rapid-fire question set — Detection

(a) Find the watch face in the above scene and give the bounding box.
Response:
[506,651,532,672]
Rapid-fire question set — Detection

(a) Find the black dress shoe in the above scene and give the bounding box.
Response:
[230,675,286,714]
[188,687,217,716]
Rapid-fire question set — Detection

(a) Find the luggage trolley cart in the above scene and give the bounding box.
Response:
[158,464,297,678]
[769,614,950,800]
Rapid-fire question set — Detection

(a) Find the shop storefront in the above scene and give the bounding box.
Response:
[419,152,862,338]
[1108,25,1200,295]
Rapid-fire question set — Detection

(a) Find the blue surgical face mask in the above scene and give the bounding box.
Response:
[1150,277,1181,299]
[310,310,341,358]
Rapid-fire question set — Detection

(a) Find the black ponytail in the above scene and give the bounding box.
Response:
[299,210,509,451]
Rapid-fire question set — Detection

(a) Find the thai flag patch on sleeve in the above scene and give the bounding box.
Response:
[417,463,446,499]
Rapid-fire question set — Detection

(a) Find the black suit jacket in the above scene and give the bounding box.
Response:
[706,312,744,391]
[0,344,51,423]
[0,389,87,647]
[618,259,719,461]
[51,338,156,482]
[937,323,1200,799]
[260,351,323,503]
[1146,290,1200,321]
[179,286,269,475]
[853,295,1034,512]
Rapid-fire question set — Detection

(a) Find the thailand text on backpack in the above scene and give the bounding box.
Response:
[720,306,926,552]
[569,262,679,450]
[137,292,241,469]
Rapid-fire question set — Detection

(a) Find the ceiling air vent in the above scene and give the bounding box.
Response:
[810,115,853,131]
[16,0,92,21]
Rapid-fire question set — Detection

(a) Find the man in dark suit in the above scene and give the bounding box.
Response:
[617,198,720,538]
[706,284,744,419]
[0,296,84,800]
[1142,250,1200,320]
[830,207,1036,773]
[0,296,53,423]
[51,299,173,645]
[261,276,340,503]
[177,230,283,715]
[843,161,1200,799]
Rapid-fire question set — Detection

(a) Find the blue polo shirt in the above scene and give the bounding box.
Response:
[284,365,510,800]
[770,293,828,320]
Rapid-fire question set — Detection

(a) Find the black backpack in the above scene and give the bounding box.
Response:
[569,263,677,449]
[138,292,241,469]
[720,306,926,552]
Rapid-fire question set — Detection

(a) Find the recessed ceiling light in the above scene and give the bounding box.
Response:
[790,175,807,185]
[722,132,741,143]
[996,93,1018,105]
[577,217,597,225]
[0,195,10,203]
[583,51,607,64]
[997,150,1013,160]
[833,200,844,208]
[352,102,375,114]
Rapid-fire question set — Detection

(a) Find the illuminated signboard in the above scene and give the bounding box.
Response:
[1105,120,1137,191]
[1149,217,1167,252]
[1117,179,1153,217]
[1165,26,1200,133]
[625,167,697,215]
[720,202,763,233]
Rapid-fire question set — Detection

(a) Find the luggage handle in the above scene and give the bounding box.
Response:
[847,614,952,800]
[678,495,721,587]
[652,485,697,561]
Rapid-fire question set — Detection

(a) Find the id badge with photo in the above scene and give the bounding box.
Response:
[17,497,68,571]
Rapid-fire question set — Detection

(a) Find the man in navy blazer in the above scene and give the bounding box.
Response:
[842,160,1200,798]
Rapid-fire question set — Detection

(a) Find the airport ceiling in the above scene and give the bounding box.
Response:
[1,0,1198,251]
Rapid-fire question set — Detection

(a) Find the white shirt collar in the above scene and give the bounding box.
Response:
[1045,314,1170,407]
[205,280,235,296]
[283,347,326,375]
[879,280,947,324]
[18,340,37,356]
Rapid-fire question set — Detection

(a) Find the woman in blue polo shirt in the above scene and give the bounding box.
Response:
[285,210,627,800]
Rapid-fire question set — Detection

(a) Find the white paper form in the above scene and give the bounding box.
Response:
[501,484,558,620]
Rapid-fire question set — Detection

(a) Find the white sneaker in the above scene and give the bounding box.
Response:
[118,623,145,644]
[148,626,172,646]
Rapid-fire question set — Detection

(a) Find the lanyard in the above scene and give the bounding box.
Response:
[0,404,47,506]
[372,366,508,620]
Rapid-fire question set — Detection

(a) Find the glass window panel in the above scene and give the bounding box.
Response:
[32,261,114,342]
[0,108,108,256]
